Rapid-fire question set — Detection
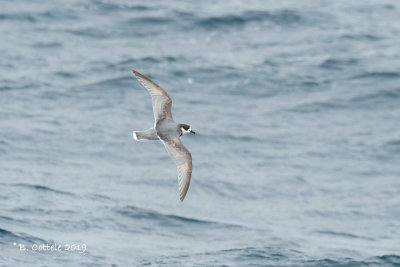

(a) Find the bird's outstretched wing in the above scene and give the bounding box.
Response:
[132,70,173,123]
[162,137,192,201]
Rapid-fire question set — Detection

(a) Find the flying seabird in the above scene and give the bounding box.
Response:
[132,70,195,201]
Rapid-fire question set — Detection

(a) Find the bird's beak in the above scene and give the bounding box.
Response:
[190,130,196,134]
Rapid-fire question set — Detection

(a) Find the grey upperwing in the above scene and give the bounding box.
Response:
[161,137,192,201]
[132,70,173,123]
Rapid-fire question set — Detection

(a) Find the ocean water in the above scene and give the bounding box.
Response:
[1,0,400,266]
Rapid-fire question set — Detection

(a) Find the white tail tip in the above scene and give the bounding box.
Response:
[133,131,138,141]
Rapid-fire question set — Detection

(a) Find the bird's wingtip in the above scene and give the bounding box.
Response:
[180,192,187,202]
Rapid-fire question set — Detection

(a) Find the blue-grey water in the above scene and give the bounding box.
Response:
[1,0,400,266]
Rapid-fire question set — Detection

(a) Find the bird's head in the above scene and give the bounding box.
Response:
[180,124,195,135]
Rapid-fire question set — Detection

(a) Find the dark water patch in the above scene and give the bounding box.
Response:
[0,215,20,224]
[341,33,381,41]
[376,255,400,265]
[384,4,396,10]
[187,98,208,105]
[86,193,114,202]
[171,10,197,21]
[0,83,32,92]
[32,127,57,136]
[141,56,161,64]
[116,205,241,230]
[211,133,262,143]
[346,88,400,110]
[48,218,92,231]
[302,81,319,88]
[31,42,62,49]
[195,65,236,74]
[116,58,137,66]
[65,27,116,39]
[319,58,359,70]
[196,179,264,201]
[349,88,400,105]
[106,58,137,71]
[224,246,272,261]
[306,210,351,218]
[86,75,133,90]
[0,85,14,91]
[10,206,65,217]
[0,10,78,23]
[126,16,174,26]
[351,71,400,80]
[0,80,42,92]
[263,59,279,66]
[93,0,151,12]
[189,246,294,265]
[315,230,374,241]
[0,228,46,244]
[383,140,400,154]
[0,13,36,22]
[191,66,238,85]
[196,14,247,29]
[0,139,8,146]
[40,90,69,100]
[37,10,79,21]
[195,9,301,30]
[0,228,19,240]
[107,56,181,71]
[54,71,77,79]
[302,255,400,266]
[12,183,75,196]
[291,100,346,113]
[302,258,373,267]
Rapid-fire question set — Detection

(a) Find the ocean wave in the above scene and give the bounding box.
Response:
[0,215,28,225]
[65,28,108,39]
[290,101,346,113]
[30,42,62,49]
[0,227,46,244]
[0,13,36,22]
[87,76,133,90]
[115,205,241,230]
[210,133,262,143]
[319,58,359,70]
[105,56,181,71]
[0,80,40,92]
[195,9,301,29]
[376,255,400,265]
[290,87,400,113]
[341,33,381,41]
[349,88,400,108]
[0,10,77,23]
[92,0,151,12]
[11,183,75,196]
[383,139,400,155]
[303,255,400,266]
[315,230,374,241]
[351,71,400,80]
[126,17,174,26]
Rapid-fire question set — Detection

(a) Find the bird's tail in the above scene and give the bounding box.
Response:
[133,128,159,141]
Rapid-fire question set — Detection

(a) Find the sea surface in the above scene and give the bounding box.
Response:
[1,0,400,266]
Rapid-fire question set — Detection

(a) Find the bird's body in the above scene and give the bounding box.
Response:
[155,119,180,141]
[131,70,195,201]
